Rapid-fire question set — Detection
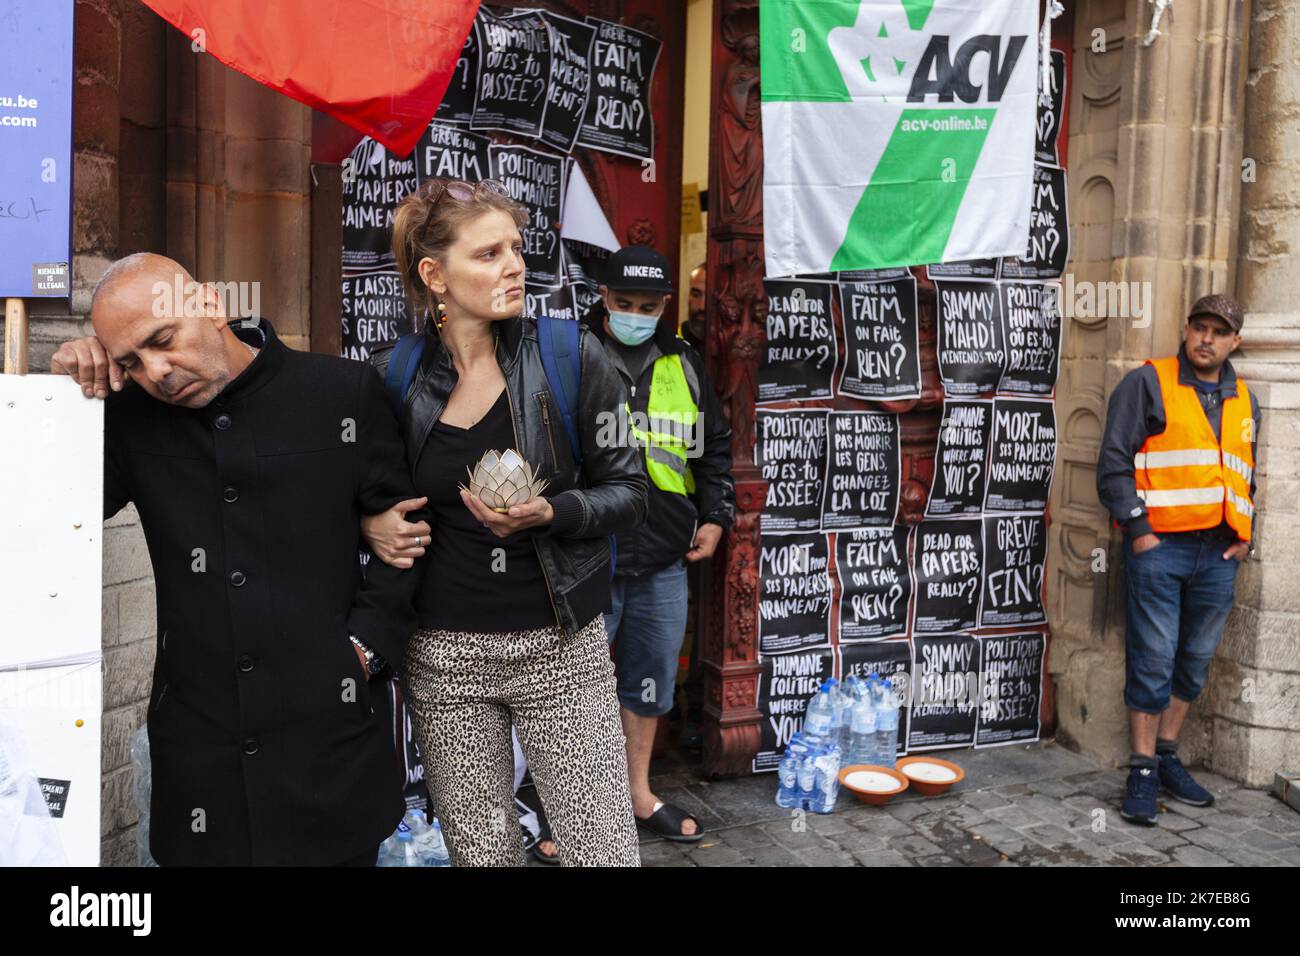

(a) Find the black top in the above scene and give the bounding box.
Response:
[1097,347,1260,541]
[414,388,555,631]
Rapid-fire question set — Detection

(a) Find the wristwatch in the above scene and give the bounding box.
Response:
[349,635,388,676]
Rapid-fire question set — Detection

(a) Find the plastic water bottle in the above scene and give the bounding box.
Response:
[130,726,158,867]
[869,677,890,766]
[838,676,860,752]
[378,818,419,866]
[823,678,843,745]
[804,684,835,742]
[776,735,808,808]
[419,816,451,867]
[848,688,878,765]
[404,808,429,841]
[395,827,421,866]
[812,741,842,813]
[797,741,821,809]
[878,678,900,768]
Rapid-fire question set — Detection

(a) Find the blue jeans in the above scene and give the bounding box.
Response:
[604,560,689,718]
[1123,532,1241,713]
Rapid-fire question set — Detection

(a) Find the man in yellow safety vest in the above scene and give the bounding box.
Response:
[1097,294,1258,826]
[590,245,735,846]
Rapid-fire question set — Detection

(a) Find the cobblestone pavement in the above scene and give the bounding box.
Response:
[625,741,1300,867]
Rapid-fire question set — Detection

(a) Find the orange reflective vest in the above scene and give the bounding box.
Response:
[1134,356,1254,540]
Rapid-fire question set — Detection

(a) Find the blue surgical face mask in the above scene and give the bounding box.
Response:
[608,311,658,346]
[607,298,663,346]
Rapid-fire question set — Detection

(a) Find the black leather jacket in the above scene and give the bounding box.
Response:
[370,314,647,636]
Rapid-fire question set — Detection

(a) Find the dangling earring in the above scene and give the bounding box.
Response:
[435,300,448,330]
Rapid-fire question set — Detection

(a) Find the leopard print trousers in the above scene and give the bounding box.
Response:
[403,613,641,867]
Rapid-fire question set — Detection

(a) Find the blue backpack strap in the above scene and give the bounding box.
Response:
[536,316,619,578]
[535,315,582,461]
[383,333,425,412]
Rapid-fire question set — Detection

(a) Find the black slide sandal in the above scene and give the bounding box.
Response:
[530,810,561,865]
[636,801,705,843]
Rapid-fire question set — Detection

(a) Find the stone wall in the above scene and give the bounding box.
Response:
[1208,0,1300,787]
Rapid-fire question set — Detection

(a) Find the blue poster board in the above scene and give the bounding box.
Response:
[0,1,75,298]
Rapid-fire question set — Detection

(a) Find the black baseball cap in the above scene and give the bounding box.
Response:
[604,245,674,294]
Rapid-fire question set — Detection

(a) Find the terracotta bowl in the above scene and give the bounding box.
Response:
[895,756,965,796]
[838,765,909,805]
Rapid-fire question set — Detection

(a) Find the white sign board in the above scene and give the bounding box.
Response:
[0,374,103,865]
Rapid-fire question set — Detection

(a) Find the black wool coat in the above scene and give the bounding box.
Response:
[103,318,421,865]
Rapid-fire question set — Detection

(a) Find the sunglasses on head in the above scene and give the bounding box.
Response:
[423,178,510,204]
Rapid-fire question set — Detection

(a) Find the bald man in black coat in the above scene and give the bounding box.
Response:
[52,254,422,865]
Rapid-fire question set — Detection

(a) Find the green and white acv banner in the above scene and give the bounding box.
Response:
[761,0,1039,277]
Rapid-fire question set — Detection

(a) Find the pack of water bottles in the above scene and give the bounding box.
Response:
[377,807,452,867]
[775,674,902,814]
[839,673,902,769]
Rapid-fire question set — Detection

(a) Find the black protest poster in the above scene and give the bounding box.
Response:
[340,138,418,272]
[1000,163,1070,280]
[434,12,480,125]
[38,779,70,818]
[909,634,982,750]
[975,632,1045,747]
[386,680,430,811]
[568,280,603,325]
[840,639,912,760]
[756,409,829,532]
[927,259,999,280]
[1035,49,1067,165]
[539,12,597,153]
[912,518,983,635]
[489,145,566,288]
[759,532,832,656]
[935,280,1005,396]
[471,10,551,139]
[984,398,1056,513]
[561,239,611,324]
[526,283,578,321]
[836,527,912,642]
[340,271,410,362]
[821,411,900,530]
[562,237,611,287]
[998,280,1062,396]
[837,277,922,400]
[758,278,837,403]
[579,17,661,160]
[752,648,834,772]
[926,400,993,517]
[413,122,492,184]
[980,514,1048,628]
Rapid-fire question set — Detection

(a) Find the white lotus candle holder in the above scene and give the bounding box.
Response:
[460,448,548,513]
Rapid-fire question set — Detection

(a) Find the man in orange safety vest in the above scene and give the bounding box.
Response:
[1097,294,1258,826]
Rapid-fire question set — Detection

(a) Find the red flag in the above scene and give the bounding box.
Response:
[140,0,480,157]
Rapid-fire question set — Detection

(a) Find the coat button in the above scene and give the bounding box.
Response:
[223,486,239,503]
[242,737,259,756]
[237,654,255,673]
[214,413,232,430]
[229,570,246,587]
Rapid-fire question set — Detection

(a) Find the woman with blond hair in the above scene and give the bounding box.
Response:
[362,179,643,866]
